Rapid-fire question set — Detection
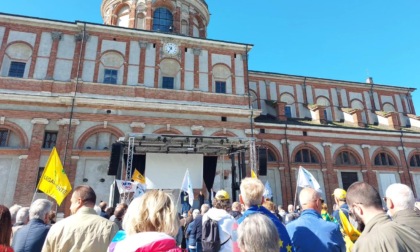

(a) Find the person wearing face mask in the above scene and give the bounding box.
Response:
[347,182,420,252]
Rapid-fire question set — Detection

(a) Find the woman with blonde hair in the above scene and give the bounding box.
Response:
[113,190,182,252]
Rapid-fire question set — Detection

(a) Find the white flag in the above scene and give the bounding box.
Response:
[115,180,137,194]
[133,183,146,198]
[264,181,273,199]
[181,169,194,206]
[297,166,322,192]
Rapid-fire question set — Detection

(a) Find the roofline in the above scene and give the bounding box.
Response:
[0,12,253,50]
[249,70,416,92]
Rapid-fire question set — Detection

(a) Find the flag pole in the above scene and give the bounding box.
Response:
[175,170,187,214]
[293,167,301,209]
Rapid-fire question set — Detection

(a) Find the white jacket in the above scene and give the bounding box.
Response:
[202,208,236,252]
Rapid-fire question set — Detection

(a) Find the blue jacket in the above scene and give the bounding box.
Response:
[286,209,345,252]
[238,205,294,252]
[190,215,203,242]
[186,221,196,247]
[12,219,50,252]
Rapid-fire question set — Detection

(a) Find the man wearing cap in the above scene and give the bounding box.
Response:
[202,190,236,252]
[238,178,293,252]
[332,188,349,226]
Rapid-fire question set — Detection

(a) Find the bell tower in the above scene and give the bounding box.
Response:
[101,0,210,38]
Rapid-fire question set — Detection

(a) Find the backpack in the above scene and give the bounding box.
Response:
[202,217,230,252]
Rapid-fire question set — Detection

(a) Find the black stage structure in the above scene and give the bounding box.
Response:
[107,133,256,205]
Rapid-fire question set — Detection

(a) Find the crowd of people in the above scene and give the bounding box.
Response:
[1,179,420,252]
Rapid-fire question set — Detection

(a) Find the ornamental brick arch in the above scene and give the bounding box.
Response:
[153,127,183,135]
[152,0,176,12]
[291,143,324,167]
[332,146,363,167]
[75,125,124,149]
[111,2,132,26]
[371,147,401,167]
[211,130,237,137]
[256,141,282,164]
[0,121,28,148]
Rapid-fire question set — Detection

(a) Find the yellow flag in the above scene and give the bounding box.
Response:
[251,170,258,178]
[37,147,72,206]
[339,209,360,242]
[132,169,146,184]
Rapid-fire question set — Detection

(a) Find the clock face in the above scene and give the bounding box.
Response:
[164,43,179,55]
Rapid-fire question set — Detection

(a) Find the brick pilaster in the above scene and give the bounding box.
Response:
[14,118,48,205]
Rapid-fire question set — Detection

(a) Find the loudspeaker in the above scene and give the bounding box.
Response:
[258,148,267,176]
[107,142,123,175]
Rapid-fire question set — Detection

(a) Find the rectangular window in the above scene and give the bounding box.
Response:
[0,130,9,147]
[104,69,118,84]
[341,172,359,191]
[285,106,292,118]
[8,61,26,78]
[215,81,226,93]
[162,77,174,89]
[43,131,58,149]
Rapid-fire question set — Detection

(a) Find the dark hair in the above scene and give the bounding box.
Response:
[0,205,12,246]
[347,182,382,209]
[74,185,96,205]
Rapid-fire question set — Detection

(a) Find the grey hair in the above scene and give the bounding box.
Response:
[9,204,22,223]
[29,199,52,220]
[386,183,415,211]
[15,207,30,224]
[238,213,280,252]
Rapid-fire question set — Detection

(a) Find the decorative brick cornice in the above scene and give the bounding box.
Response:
[31,118,49,125]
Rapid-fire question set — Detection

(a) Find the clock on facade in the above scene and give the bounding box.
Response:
[163,42,179,55]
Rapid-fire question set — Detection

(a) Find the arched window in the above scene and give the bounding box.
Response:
[1,42,32,78]
[410,154,420,167]
[267,149,277,162]
[117,6,130,27]
[374,152,396,166]
[0,128,21,148]
[99,51,124,85]
[153,8,173,32]
[181,20,188,35]
[83,132,118,150]
[295,149,319,163]
[336,151,359,165]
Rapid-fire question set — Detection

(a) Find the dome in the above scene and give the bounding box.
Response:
[101,0,210,38]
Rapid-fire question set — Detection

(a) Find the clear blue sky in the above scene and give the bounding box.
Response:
[1,0,419,114]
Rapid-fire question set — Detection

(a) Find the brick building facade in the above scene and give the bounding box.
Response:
[0,0,419,213]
